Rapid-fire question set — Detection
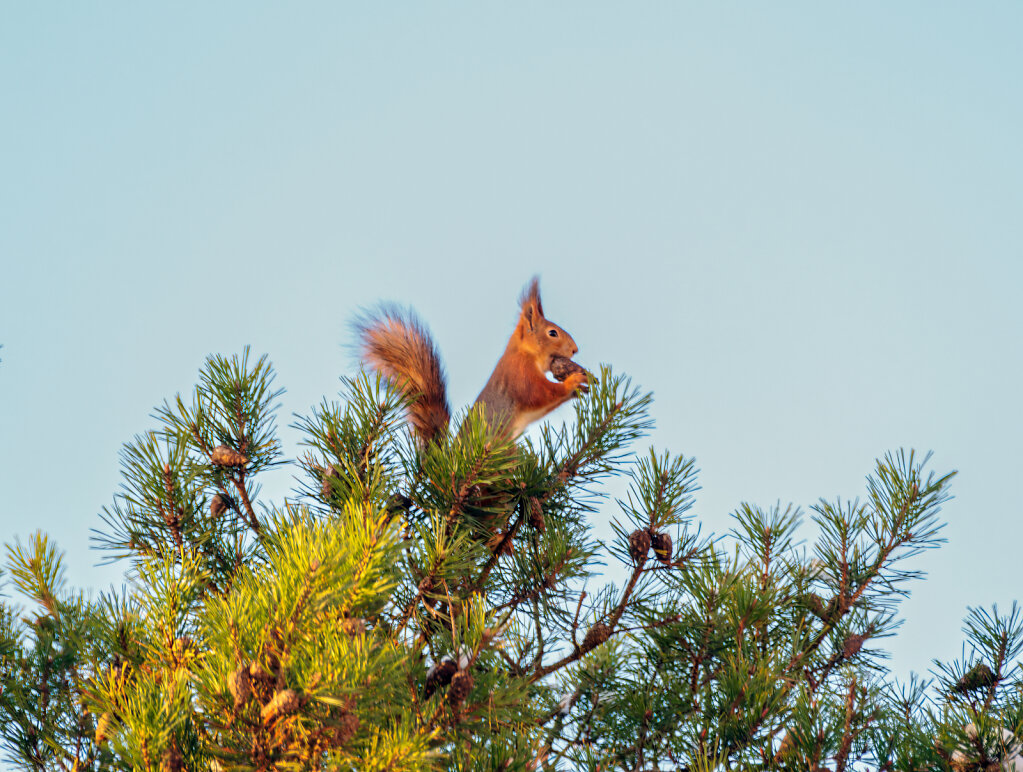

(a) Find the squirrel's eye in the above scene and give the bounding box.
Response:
[547,329,558,338]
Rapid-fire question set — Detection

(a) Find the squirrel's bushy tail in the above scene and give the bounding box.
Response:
[355,307,451,446]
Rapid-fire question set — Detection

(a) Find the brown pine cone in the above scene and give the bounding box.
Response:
[953,663,997,693]
[210,445,248,467]
[320,464,341,500]
[424,659,458,699]
[228,666,252,708]
[210,492,235,517]
[261,689,301,724]
[581,622,612,652]
[628,529,651,564]
[802,593,827,620]
[248,661,273,690]
[335,711,360,744]
[527,497,546,533]
[160,745,184,772]
[842,633,866,659]
[447,670,474,706]
[650,531,673,565]
[387,493,413,515]
[550,356,587,382]
[824,594,848,623]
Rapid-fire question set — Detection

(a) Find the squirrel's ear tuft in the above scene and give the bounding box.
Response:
[520,276,544,328]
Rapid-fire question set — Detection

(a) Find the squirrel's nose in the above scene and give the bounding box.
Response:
[571,345,578,357]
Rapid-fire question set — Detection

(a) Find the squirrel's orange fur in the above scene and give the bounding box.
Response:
[357,278,587,445]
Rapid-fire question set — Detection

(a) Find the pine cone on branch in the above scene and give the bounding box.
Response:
[447,670,474,706]
[160,745,184,772]
[210,445,248,467]
[802,593,827,620]
[261,689,301,724]
[320,464,340,500]
[210,492,235,517]
[334,711,360,745]
[953,663,997,694]
[582,622,612,652]
[650,531,673,565]
[228,666,252,709]
[527,497,546,533]
[842,633,866,659]
[424,659,458,699]
[628,529,651,564]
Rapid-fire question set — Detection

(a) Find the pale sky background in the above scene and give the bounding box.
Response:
[1,2,1021,696]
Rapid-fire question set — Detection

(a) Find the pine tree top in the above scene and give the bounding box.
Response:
[6,349,1015,772]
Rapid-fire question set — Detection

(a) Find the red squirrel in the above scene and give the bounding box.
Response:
[357,278,588,445]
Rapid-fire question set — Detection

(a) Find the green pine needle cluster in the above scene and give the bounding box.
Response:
[1,347,1020,771]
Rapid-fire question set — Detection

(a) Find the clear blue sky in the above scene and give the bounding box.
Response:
[2,3,1021,686]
